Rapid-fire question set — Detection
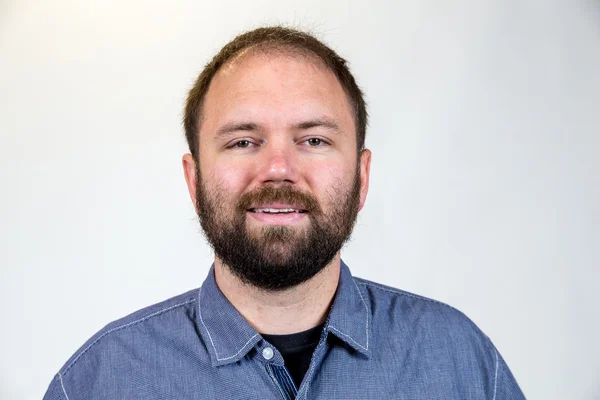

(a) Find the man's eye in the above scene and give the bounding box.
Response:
[306,138,325,146]
[233,140,252,148]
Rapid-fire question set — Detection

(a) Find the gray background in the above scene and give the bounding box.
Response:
[1,0,599,399]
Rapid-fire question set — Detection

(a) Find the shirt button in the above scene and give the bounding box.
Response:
[262,347,274,360]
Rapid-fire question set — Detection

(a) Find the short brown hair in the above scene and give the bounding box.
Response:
[183,26,368,160]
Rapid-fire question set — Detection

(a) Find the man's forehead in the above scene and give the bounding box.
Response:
[210,49,335,94]
[200,51,354,131]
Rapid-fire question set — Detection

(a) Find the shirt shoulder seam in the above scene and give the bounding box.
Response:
[492,346,499,400]
[61,297,195,377]
[354,278,455,311]
[58,372,70,400]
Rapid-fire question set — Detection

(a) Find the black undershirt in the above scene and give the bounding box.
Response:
[261,323,324,388]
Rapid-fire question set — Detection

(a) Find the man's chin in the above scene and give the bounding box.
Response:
[246,222,308,241]
[241,235,304,263]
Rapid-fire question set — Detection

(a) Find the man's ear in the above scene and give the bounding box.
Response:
[182,153,198,213]
[358,149,371,212]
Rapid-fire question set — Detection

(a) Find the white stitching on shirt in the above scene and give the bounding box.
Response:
[217,334,260,361]
[197,286,219,357]
[493,347,499,400]
[197,286,259,362]
[356,279,458,311]
[62,298,195,376]
[353,279,370,350]
[58,372,70,400]
[328,325,368,351]
[325,279,370,352]
[295,277,370,399]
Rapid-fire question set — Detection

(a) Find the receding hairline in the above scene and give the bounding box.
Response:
[197,43,356,135]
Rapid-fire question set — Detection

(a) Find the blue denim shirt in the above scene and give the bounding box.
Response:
[44,262,525,399]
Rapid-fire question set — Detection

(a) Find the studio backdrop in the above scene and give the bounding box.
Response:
[0,1,598,399]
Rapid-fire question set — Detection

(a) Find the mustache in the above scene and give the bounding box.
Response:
[237,184,322,214]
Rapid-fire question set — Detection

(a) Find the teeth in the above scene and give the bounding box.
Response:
[253,208,300,213]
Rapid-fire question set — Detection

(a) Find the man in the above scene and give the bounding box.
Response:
[44,26,525,399]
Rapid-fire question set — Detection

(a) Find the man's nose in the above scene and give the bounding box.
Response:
[256,141,299,185]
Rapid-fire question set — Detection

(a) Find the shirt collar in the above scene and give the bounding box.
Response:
[196,265,261,367]
[196,261,372,367]
[324,260,372,358]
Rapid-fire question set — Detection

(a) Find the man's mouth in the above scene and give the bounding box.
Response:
[246,204,310,225]
[248,208,308,214]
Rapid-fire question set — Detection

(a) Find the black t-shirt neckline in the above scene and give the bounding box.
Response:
[261,323,325,389]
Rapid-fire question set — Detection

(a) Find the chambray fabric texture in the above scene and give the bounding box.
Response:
[43,261,525,399]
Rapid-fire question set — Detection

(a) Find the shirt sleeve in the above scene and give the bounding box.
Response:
[43,374,68,400]
[493,348,526,400]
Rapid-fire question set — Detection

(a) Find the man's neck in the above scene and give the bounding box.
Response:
[214,255,341,335]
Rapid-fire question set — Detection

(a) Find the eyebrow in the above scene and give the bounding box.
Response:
[215,122,260,138]
[214,117,342,139]
[293,118,342,134]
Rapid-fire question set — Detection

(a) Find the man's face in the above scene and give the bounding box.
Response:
[184,52,371,291]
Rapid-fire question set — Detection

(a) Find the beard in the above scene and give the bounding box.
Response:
[195,164,361,291]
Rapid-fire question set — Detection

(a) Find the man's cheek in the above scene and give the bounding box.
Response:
[212,162,252,188]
